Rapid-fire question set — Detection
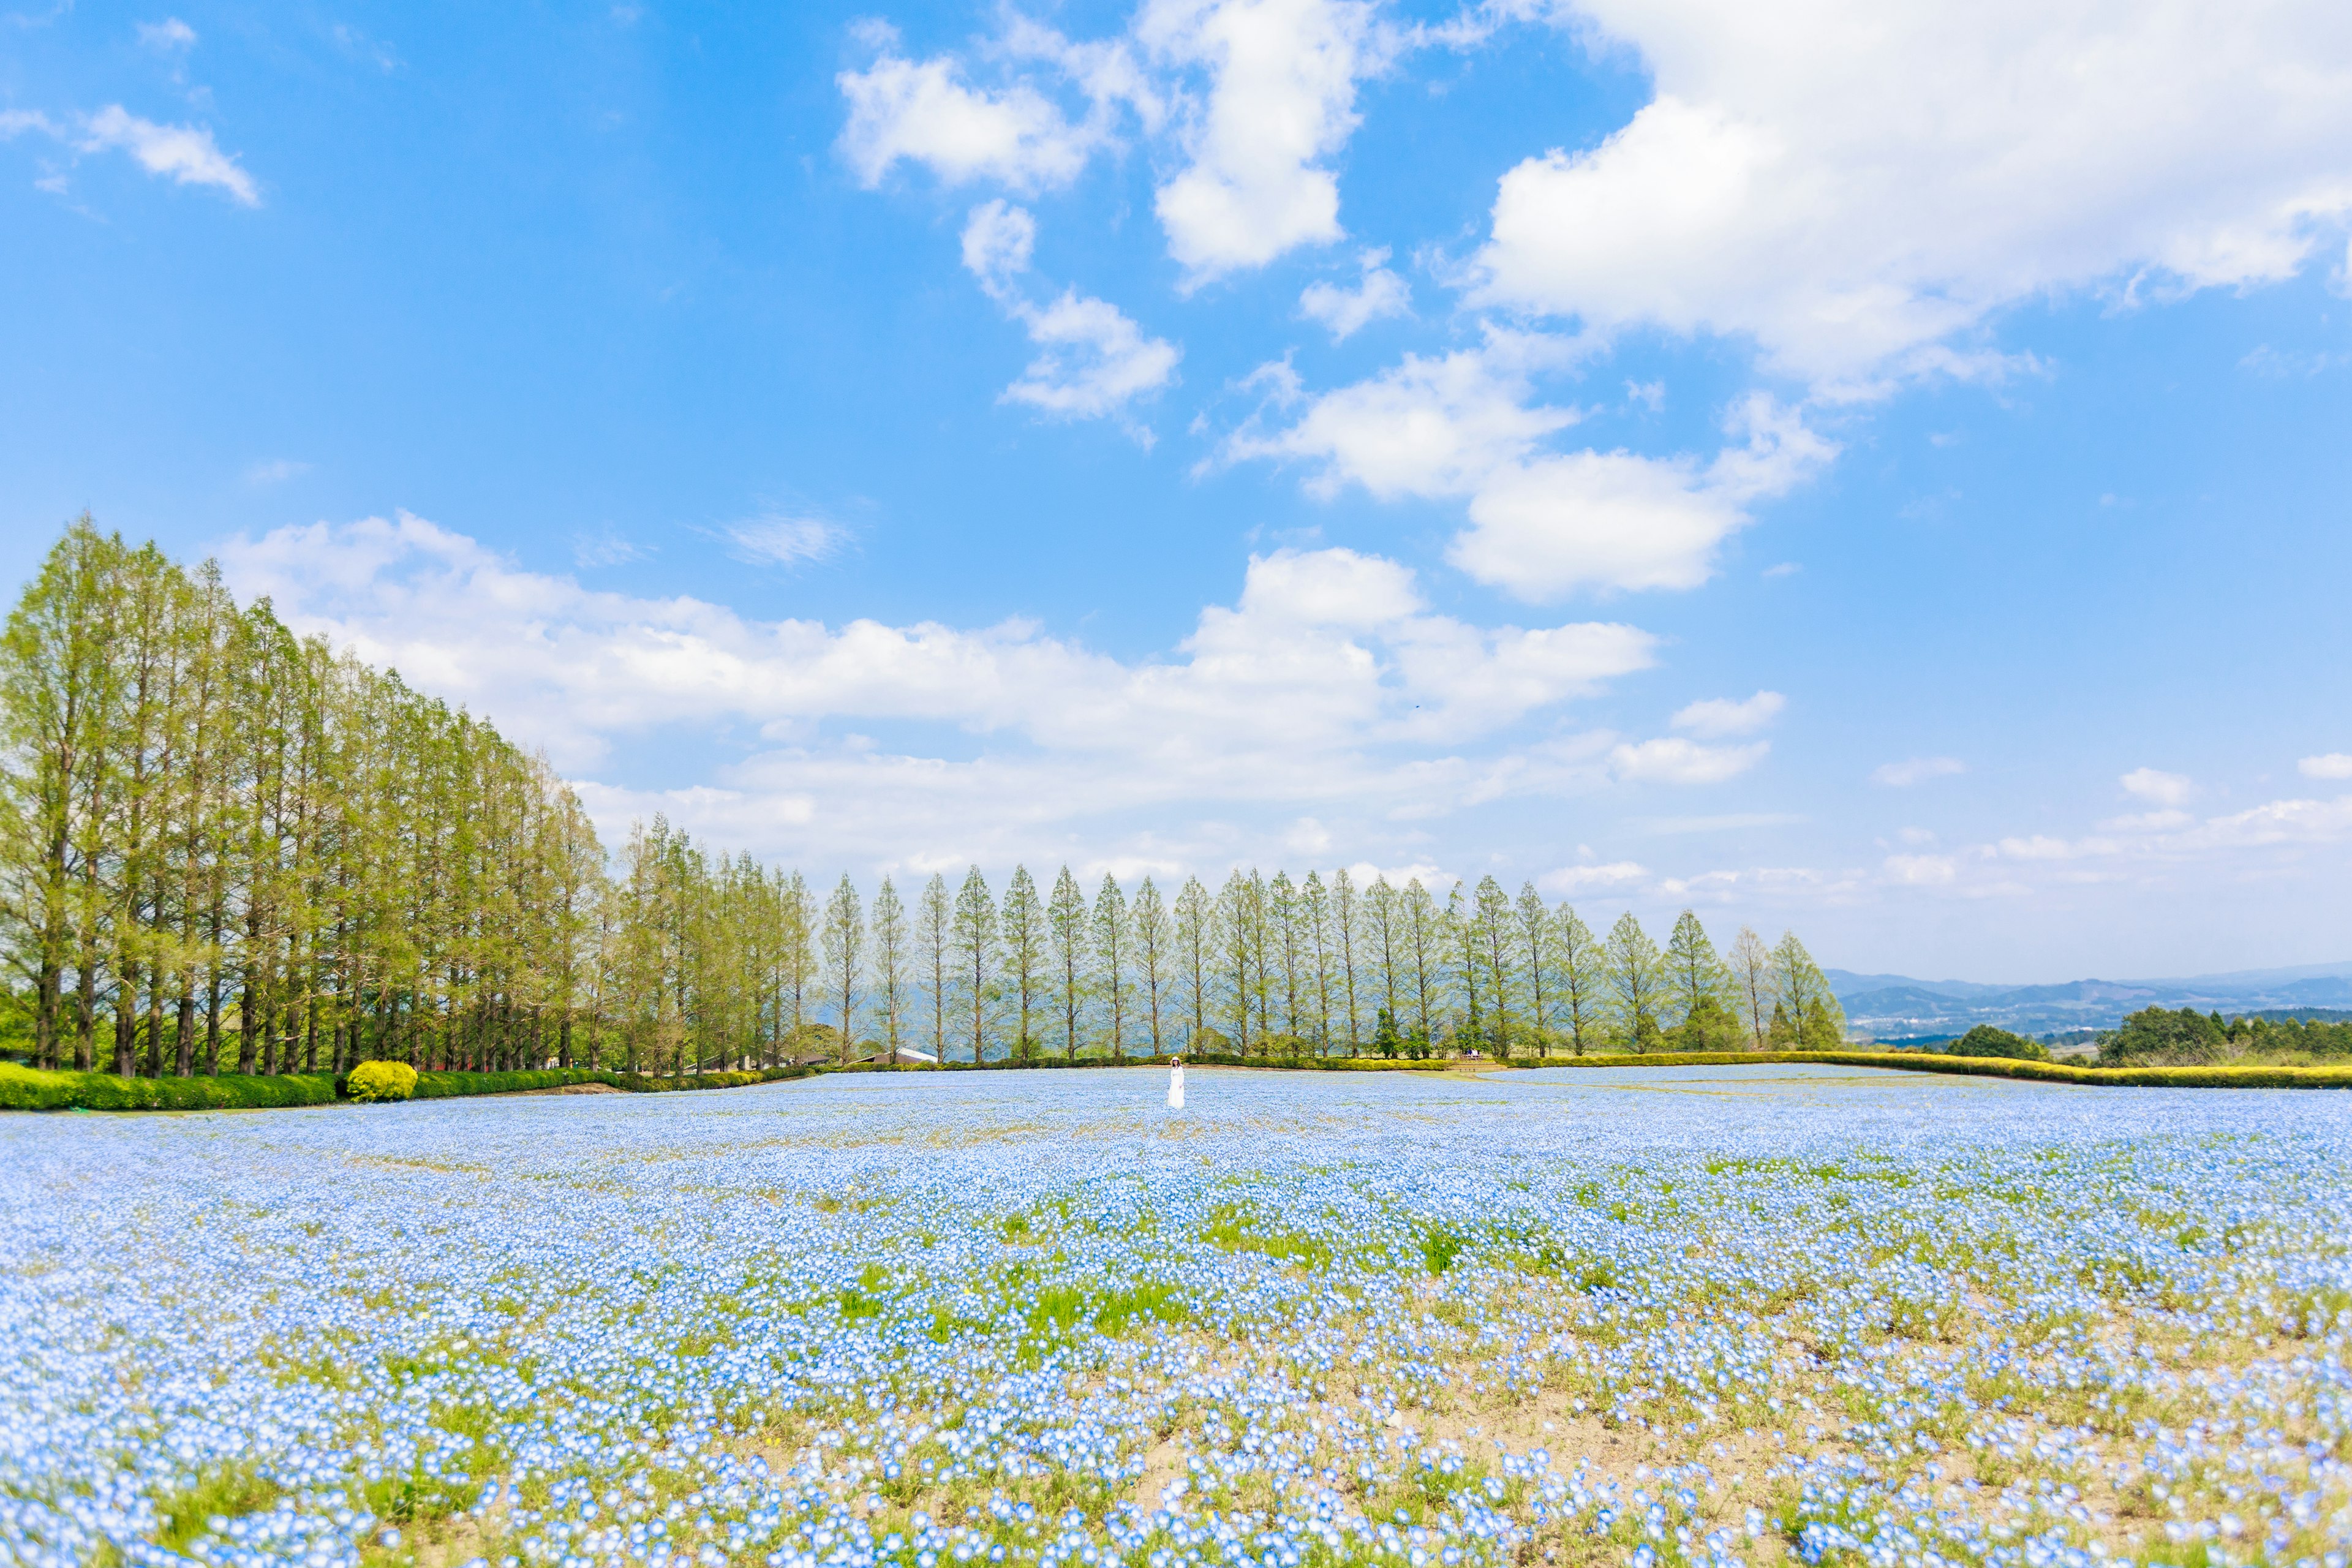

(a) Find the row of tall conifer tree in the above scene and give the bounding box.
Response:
[0,520,1847,1078]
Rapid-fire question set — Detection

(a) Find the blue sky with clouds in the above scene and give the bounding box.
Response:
[7,0,2352,980]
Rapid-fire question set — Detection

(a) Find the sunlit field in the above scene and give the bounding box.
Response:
[4,1068,2348,1568]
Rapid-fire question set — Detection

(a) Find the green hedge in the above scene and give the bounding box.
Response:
[0,1063,339,1111]
[13,1044,2348,1114]
[0,1061,822,1112]
[1503,1047,2352,1088]
[410,1065,820,1098]
[845,1052,1454,1072]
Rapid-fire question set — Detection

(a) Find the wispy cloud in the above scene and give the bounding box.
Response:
[723,514,846,568]
[1870,756,1964,786]
[135,17,197,53]
[79,104,258,205]
[1670,690,1783,739]
[244,458,309,486]
[573,527,650,568]
[1629,812,1804,835]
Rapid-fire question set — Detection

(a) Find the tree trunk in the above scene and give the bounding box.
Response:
[174,979,194,1078]
[113,959,137,1077]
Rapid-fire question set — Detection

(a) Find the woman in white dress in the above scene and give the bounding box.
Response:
[1167,1057,1185,1110]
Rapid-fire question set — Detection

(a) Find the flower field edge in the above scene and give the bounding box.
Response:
[5,1047,2347,1113]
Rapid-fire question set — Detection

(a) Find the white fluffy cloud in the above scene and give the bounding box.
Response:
[839,48,1099,190]
[1473,0,2352,388]
[842,1,1388,280]
[2119,767,2193,807]
[960,202,1181,424]
[1222,334,1576,500]
[1226,339,1832,597]
[1608,736,1767,785]
[216,517,1657,866]
[1671,690,1783,738]
[1141,0,1379,281]
[1005,292,1184,420]
[2297,753,2352,780]
[1538,860,1648,895]
[1299,248,1411,339]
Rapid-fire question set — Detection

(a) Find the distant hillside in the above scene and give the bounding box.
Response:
[1826,962,2352,1038]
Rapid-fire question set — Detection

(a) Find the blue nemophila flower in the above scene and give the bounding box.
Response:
[1,1067,2347,1568]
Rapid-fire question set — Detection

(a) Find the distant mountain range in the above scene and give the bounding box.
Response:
[1826,962,2352,1039]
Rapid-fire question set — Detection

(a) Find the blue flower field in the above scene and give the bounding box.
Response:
[2,1065,2347,1568]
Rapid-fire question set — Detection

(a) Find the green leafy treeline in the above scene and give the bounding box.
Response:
[0,520,1844,1078]
[2097,1005,2352,1067]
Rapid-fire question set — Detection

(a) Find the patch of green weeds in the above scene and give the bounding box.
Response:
[150,1463,282,1553]
[1202,1200,1333,1271]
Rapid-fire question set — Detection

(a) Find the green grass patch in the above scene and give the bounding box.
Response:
[149,1461,282,1553]
[1201,1200,1334,1271]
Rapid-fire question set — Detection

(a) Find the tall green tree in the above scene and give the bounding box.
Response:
[1132,875,1170,1058]
[1301,870,1333,1056]
[1091,873,1128,1059]
[1771,932,1844,1049]
[1728,925,1772,1048]
[1046,865,1088,1059]
[917,872,951,1066]
[1664,909,1739,1050]
[951,867,997,1063]
[1330,867,1360,1054]
[1000,865,1044,1057]
[1172,875,1213,1052]
[1514,883,1554,1057]
[1364,876,1401,1052]
[823,870,870,1067]
[1604,912,1667,1052]
[1401,878,1439,1052]
[871,875,907,1061]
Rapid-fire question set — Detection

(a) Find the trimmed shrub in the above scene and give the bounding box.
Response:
[412,1069,584,1098]
[346,1061,419,1102]
[0,1064,338,1112]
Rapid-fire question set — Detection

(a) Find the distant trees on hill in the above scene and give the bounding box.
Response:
[1947,1025,2049,1061]
[2098,1006,2352,1067]
[0,519,1847,1076]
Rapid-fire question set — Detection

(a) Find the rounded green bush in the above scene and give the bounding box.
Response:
[347,1061,419,1103]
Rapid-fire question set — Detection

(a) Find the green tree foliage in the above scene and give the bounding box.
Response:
[1131,875,1170,1057]
[870,876,907,1060]
[2098,1006,2230,1066]
[822,874,865,1065]
[1603,913,1668,1051]
[1728,925,1773,1048]
[1000,867,1044,1060]
[916,873,951,1066]
[0,521,1859,1079]
[1551,903,1601,1056]
[1948,1024,2049,1061]
[1664,910,1742,1050]
[952,868,998,1063]
[1046,865,1088,1059]
[1,520,607,1080]
[1770,932,1845,1049]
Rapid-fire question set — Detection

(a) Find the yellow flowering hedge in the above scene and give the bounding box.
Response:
[345,1061,419,1102]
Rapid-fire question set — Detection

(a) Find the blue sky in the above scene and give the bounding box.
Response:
[6,0,2352,981]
